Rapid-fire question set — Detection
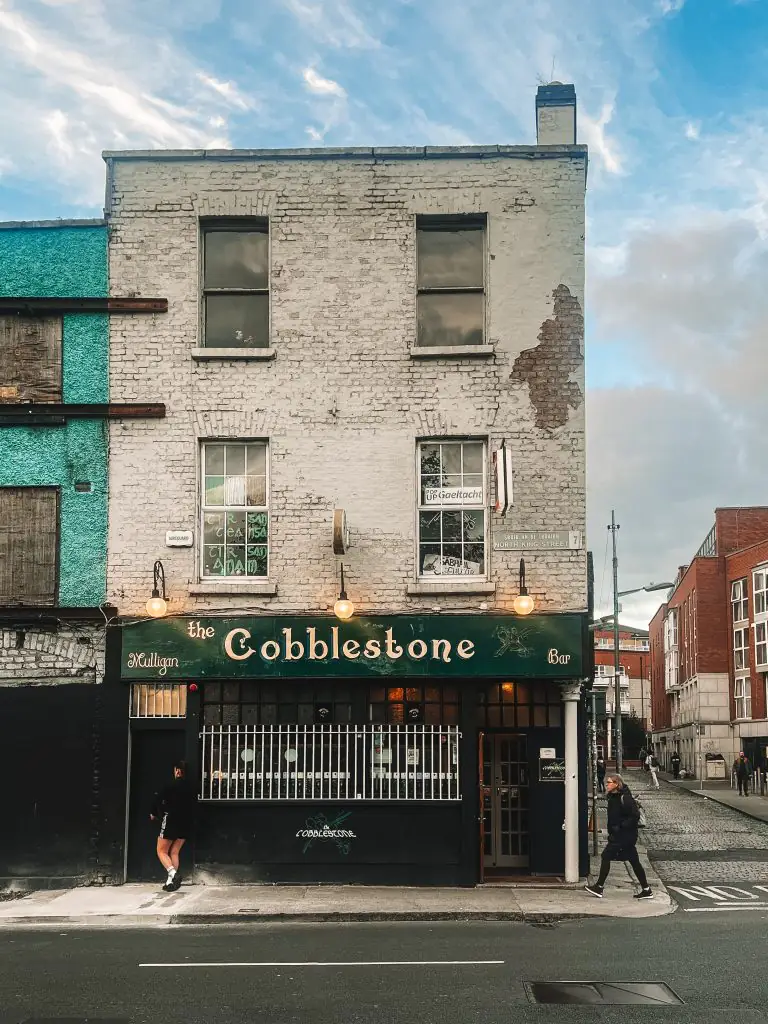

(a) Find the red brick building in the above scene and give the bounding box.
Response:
[649,507,768,776]
[593,625,650,759]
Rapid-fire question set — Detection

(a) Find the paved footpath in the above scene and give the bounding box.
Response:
[623,768,768,914]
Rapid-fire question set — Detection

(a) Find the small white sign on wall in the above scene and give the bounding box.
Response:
[539,747,557,759]
[166,530,194,547]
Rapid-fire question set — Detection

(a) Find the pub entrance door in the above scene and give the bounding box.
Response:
[481,733,530,873]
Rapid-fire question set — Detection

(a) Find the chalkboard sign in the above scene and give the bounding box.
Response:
[539,757,566,782]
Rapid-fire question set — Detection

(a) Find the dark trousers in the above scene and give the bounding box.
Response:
[738,776,750,795]
[597,776,605,793]
[596,844,649,890]
[672,764,680,779]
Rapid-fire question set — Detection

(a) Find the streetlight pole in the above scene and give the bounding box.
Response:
[609,511,622,770]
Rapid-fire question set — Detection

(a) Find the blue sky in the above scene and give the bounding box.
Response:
[2,0,768,626]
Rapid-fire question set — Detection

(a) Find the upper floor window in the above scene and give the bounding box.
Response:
[755,622,768,668]
[732,579,748,623]
[735,676,752,720]
[754,567,768,617]
[0,316,62,402]
[0,487,58,605]
[734,627,749,670]
[418,440,486,578]
[201,442,268,579]
[202,220,269,348]
[664,609,678,651]
[416,216,485,347]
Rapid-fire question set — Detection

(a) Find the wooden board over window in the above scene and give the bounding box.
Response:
[0,488,59,605]
[0,316,62,403]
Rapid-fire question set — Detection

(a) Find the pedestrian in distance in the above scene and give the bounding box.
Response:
[596,757,606,794]
[150,760,197,891]
[671,751,681,780]
[645,752,660,790]
[639,747,648,773]
[734,752,751,797]
[585,774,653,901]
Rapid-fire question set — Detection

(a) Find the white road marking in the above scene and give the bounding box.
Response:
[683,904,768,913]
[140,960,505,968]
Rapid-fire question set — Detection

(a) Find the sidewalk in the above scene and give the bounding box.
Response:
[661,772,768,824]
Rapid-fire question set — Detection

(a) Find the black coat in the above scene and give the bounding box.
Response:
[151,777,197,829]
[606,785,640,851]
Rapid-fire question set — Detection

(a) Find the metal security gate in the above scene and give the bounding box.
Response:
[481,733,529,870]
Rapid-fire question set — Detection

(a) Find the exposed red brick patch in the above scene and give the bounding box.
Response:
[509,284,583,431]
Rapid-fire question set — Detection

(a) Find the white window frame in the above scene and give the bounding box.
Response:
[417,439,488,580]
[754,566,768,616]
[732,579,748,623]
[734,626,749,671]
[735,676,752,720]
[200,441,270,580]
[755,621,768,669]
[664,609,678,690]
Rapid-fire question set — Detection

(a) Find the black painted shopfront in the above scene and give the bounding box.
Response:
[121,614,589,885]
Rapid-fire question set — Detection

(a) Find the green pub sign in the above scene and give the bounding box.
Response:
[121,614,586,681]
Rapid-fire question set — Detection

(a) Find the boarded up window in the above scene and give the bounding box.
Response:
[0,488,59,605]
[0,316,62,403]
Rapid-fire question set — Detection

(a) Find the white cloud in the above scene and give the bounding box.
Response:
[281,0,381,49]
[580,101,624,175]
[685,120,700,139]
[197,73,254,111]
[658,0,685,13]
[302,66,346,98]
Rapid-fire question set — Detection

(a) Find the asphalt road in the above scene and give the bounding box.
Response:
[0,917,766,1024]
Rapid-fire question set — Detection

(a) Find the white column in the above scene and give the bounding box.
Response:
[607,715,612,761]
[561,681,582,883]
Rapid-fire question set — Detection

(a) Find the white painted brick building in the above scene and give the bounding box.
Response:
[105,91,587,621]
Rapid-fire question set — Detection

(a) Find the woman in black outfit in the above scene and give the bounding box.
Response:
[150,760,197,891]
[585,774,653,900]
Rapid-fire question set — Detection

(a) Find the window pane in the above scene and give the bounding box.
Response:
[246,444,266,475]
[226,511,246,544]
[225,476,246,505]
[226,445,246,475]
[442,444,462,477]
[203,512,225,544]
[246,476,266,507]
[205,294,269,348]
[419,511,441,542]
[204,230,268,289]
[247,511,268,543]
[205,445,225,475]
[418,292,483,347]
[246,545,268,576]
[442,511,462,541]
[417,228,483,289]
[205,476,225,506]
[463,509,484,543]
[203,545,225,575]
[419,544,441,575]
[226,545,246,576]
[462,442,483,474]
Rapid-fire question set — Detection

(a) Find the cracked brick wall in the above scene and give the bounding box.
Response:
[0,624,105,685]
[106,150,587,617]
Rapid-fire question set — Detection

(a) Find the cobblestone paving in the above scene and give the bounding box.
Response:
[623,772,768,886]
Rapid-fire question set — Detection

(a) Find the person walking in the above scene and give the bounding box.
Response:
[671,751,681,780]
[645,752,660,790]
[150,760,197,891]
[734,752,751,797]
[639,747,648,773]
[585,774,653,900]
[596,757,606,794]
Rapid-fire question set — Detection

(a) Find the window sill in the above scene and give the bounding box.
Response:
[407,582,496,596]
[191,348,275,361]
[189,581,278,596]
[409,345,495,359]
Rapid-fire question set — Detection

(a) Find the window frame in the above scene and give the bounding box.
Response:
[753,565,768,617]
[415,214,487,348]
[416,438,489,581]
[755,621,768,669]
[733,626,749,671]
[200,440,270,581]
[731,579,748,624]
[0,485,60,606]
[200,218,270,349]
[734,675,752,720]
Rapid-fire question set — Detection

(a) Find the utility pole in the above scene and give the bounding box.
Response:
[609,511,623,771]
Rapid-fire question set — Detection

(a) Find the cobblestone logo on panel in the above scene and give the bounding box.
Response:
[296,811,356,855]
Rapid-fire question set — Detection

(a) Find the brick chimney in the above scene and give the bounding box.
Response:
[536,83,577,145]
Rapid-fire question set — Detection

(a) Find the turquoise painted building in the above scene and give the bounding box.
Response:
[0,221,108,608]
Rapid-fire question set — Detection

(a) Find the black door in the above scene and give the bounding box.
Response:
[481,734,529,871]
[127,728,187,882]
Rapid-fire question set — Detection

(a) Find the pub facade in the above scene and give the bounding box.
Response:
[106,83,589,885]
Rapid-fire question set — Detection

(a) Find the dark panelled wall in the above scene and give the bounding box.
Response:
[0,658,128,886]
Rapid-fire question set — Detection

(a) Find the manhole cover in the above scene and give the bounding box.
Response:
[524,982,683,1005]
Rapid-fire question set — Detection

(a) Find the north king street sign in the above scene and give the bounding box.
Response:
[120,614,585,681]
